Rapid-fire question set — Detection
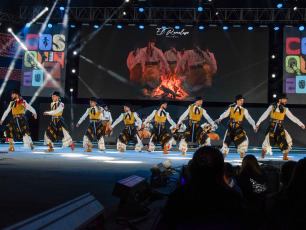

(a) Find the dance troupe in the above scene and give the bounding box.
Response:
[1,89,305,160]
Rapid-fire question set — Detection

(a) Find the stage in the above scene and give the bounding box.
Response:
[0,143,306,229]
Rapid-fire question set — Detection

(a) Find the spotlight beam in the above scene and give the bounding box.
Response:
[0,46,22,98]
[78,2,127,52]
[8,29,62,105]
[75,73,99,98]
[38,0,58,37]
[27,7,49,26]
[79,55,128,84]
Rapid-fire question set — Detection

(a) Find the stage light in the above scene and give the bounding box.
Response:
[277,3,283,8]
[199,26,204,30]
[117,24,122,29]
[73,51,77,55]
[123,11,126,15]
[72,69,76,73]
[162,26,166,29]
[299,26,305,31]
[175,25,180,29]
[139,7,144,12]
[70,88,74,92]
[125,0,129,2]
[215,11,219,15]
[47,23,52,28]
[139,25,144,29]
[45,7,49,11]
[94,25,99,29]
[198,7,203,12]
[248,26,253,30]
[272,74,276,78]
[271,54,276,59]
[60,6,65,11]
[273,94,277,98]
[274,26,280,31]
[293,6,297,11]
[223,26,228,30]
[26,23,31,28]
[7,28,12,32]
[70,25,75,28]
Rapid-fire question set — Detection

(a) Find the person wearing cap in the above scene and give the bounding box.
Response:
[134,37,171,91]
[255,93,305,160]
[110,103,143,152]
[127,43,143,87]
[216,95,256,158]
[171,117,187,147]
[143,100,177,154]
[43,91,76,152]
[0,89,37,151]
[164,43,181,73]
[176,96,217,155]
[101,103,113,136]
[76,97,106,152]
[175,40,216,90]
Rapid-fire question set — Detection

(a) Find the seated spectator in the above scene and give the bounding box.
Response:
[237,154,268,206]
[159,146,244,230]
[266,161,297,216]
[268,158,306,230]
[224,162,242,196]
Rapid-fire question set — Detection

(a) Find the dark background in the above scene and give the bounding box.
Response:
[79,26,269,103]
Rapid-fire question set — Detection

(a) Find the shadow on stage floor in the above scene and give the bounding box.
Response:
[0,142,305,229]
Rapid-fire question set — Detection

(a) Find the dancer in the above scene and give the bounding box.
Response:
[101,103,113,136]
[164,43,181,73]
[176,40,216,90]
[203,46,217,87]
[170,118,187,147]
[0,89,37,151]
[110,103,143,152]
[76,97,106,152]
[143,100,177,154]
[177,97,217,155]
[216,95,256,158]
[127,43,142,86]
[135,37,171,91]
[138,115,152,141]
[43,91,76,152]
[255,93,305,160]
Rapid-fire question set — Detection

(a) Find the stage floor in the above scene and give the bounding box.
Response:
[1,143,306,166]
[0,143,306,229]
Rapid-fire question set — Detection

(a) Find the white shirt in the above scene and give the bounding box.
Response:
[44,102,64,115]
[111,112,142,129]
[101,110,113,124]
[218,105,256,129]
[77,106,104,125]
[177,105,217,128]
[256,104,304,127]
[143,109,176,127]
[1,98,37,121]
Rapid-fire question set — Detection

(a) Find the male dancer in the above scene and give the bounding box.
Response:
[76,97,106,152]
[164,44,181,73]
[170,118,187,147]
[177,97,217,155]
[43,91,76,152]
[0,89,37,151]
[138,114,152,141]
[101,103,113,136]
[143,100,176,154]
[255,93,305,160]
[110,103,143,152]
[216,95,256,158]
